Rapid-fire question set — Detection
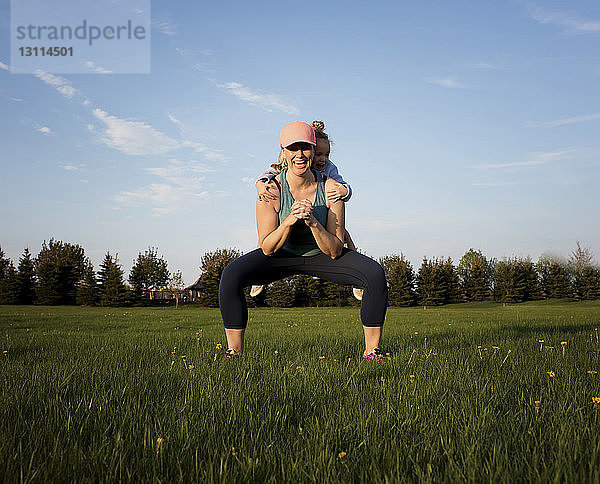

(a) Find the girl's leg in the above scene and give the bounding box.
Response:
[343,228,357,251]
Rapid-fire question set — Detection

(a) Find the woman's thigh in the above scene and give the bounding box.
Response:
[221,249,305,286]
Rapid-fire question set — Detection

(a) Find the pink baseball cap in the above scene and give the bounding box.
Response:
[280,121,316,148]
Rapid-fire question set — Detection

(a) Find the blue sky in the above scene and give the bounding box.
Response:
[1,0,599,284]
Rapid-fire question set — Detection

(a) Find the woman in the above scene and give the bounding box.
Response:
[218,121,388,358]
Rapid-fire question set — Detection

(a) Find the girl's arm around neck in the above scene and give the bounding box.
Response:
[324,160,352,202]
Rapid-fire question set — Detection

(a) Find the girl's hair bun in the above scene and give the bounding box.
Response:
[312,120,325,133]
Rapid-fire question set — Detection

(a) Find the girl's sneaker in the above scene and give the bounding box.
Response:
[362,347,390,360]
[250,285,264,297]
[352,288,364,300]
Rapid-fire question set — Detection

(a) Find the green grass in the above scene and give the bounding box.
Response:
[1,300,600,483]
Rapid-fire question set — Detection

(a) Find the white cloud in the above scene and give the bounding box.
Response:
[471,62,504,70]
[428,77,467,89]
[241,176,255,187]
[10,97,24,102]
[114,158,216,215]
[527,113,600,127]
[38,126,51,135]
[215,81,300,115]
[92,108,180,155]
[477,150,571,169]
[145,158,215,189]
[34,70,78,98]
[84,61,113,74]
[168,113,184,130]
[0,61,9,70]
[152,18,176,36]
[531,7,600,32]
[59,164,81,171]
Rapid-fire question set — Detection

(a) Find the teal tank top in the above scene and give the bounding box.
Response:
[278,169,328,256]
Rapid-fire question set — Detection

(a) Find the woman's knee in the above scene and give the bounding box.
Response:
[219,259,243,294]
[362,259,387,292]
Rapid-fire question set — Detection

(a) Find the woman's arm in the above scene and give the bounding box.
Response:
[304,199,344,259]
[257,185,305,256]
[300,178,345,259]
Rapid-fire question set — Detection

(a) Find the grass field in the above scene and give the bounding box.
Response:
[1,300,600,483]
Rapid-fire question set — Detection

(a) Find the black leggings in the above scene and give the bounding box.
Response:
[219,248,388,329]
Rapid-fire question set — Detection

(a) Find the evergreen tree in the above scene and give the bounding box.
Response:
[0,247,16,304]
[494,258,527,303]
[519,257,539,301]
[577,266,600,300]
[0,246,9,277]
[440,257,462,304]
[129,247,170,302]
[318,279,342,306]
[416,257,446,306]
[293,275,321,307]
[76,260,98,306]
[266,277,295,307]
[17,248,36,304]
[0,262,19,304]
[537,255,571,299]
[568,242,599,300]
[458,249,494,301]
[198,248,242,307]
[35,239,86,305]
[379,254,415,306]
[98,251,126,307]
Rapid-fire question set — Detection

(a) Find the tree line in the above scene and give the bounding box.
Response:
[1,240,599,307]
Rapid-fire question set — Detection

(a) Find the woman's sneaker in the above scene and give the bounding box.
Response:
[362,347,390,360]
[353,288,364,300]
[250,285,264,297]
[225,348,240,359]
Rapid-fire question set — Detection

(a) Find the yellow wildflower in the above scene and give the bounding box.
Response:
[547,371,555,378]
[561,341,567,346]
[215,343,222,350]
[593,397,600,405]
[338,451,347,460]
[188,364,194,370]
[319,356,325,360]
[588,371,598,375]
[156,437,164,454]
